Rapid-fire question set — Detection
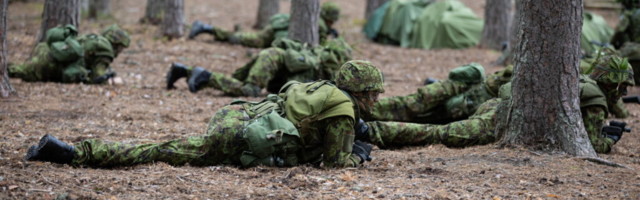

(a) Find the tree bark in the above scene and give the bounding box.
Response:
[161,0,183,39]
[288,0,319,46]
[365,0,388,20]
[254,0,279,29]
[0,0,15,97]
[88,0,110,20]
[37,0,80,43]
[140,0,165,25]
[496,0,596,157]
[495,0,520,65]
[479,0,512,51]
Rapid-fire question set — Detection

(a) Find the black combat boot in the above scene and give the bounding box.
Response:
[166,62,189,89]
[423,77,439,85]
[188,67,212,93]
[24,134,75,164]
[188,21,215,39]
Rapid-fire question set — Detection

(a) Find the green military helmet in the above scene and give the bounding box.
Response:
[101,24,131,47]
[334,60,385,93]
[321,2,340,24]
[587,48,635,86]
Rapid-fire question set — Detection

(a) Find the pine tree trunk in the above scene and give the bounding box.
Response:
[37,0,80,43]
[254,0,279,29]
[496,0,596,157]
[0,0,15,97]
[89,0,110,20]
[162,0,183,39]
[479,0,512,51]
[140,0,165,25]
[288,0,319,46]
[365,0,388,20]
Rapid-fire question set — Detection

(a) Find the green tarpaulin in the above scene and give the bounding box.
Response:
[363,0,482,49]
[409,0,483,49]
[364,0,613,52]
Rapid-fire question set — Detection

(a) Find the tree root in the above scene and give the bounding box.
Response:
[575,156,630,169]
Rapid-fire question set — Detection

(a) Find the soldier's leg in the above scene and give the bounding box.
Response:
[367,98,502,149]
[367,80,472,122]
[9,43,54,82]
[226,28,275,48]
[243,48,286,89]
[71,105,249,168]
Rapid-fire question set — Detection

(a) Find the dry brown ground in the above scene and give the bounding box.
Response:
[1,0,640,199]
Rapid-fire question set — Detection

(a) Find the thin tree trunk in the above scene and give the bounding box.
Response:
[288,0,319,46]
[254,0,279,29]
[89,0,110,20]
[496,0,595,157]
[365,0,388,20]
[140,0,165,25]
[0,0,15,97]
[162,0,183,39]
[37,0,80,43]
[480,0,512,50]
[495,0,520,65]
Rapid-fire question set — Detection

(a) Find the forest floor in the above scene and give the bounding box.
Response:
[1,0,640,199]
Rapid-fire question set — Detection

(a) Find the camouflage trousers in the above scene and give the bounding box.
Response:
[9,43,87,83]
[190,48,315,96]
[367,80,480,123]
[366,98,502,149]
[72,105,250,168]
[212,27,275,48]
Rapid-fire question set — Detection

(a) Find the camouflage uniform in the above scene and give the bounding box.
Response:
[40,61,384,168]
[177,38,352,96]
[195,2,340,48]
[611,2,640,83]
[9,24,130,84]
[365,52,634,154]
[365,63,512,124]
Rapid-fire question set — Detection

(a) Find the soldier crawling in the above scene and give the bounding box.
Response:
[9,24,130,84]
[25,61,383,168]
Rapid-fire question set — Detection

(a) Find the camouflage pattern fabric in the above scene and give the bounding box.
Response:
[77,34,116,80]
[618,42,640,83]
[73,105,250,167]
[185,39,352,96]
[366,75,617,153]
[9,43,87,83]
[210,18,330,48]
[364,80,472,122]
[72,82,363,168]
[611,9,640,48]
[367,98,501,149]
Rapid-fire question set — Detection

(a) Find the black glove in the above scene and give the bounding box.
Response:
[352,140,373,164]
[609,120,631,133]
[354,119,370,142]
[602,126,623,143]
[328,28,339,38]
[92,71,116,84]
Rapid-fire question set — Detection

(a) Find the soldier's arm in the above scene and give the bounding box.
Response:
[582,106,615,153]
[320,116,362,168]
[609,98,630,118]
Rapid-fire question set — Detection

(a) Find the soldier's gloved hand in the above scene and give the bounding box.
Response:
[352,140,373,164]
[602,126,623,143]
[609,120,631,133]
[354,119,370,142]
[328,28,339,38]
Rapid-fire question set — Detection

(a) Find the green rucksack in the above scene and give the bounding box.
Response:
[45,24,78,45]
[49,37,84,63]
[233,94,303,167]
